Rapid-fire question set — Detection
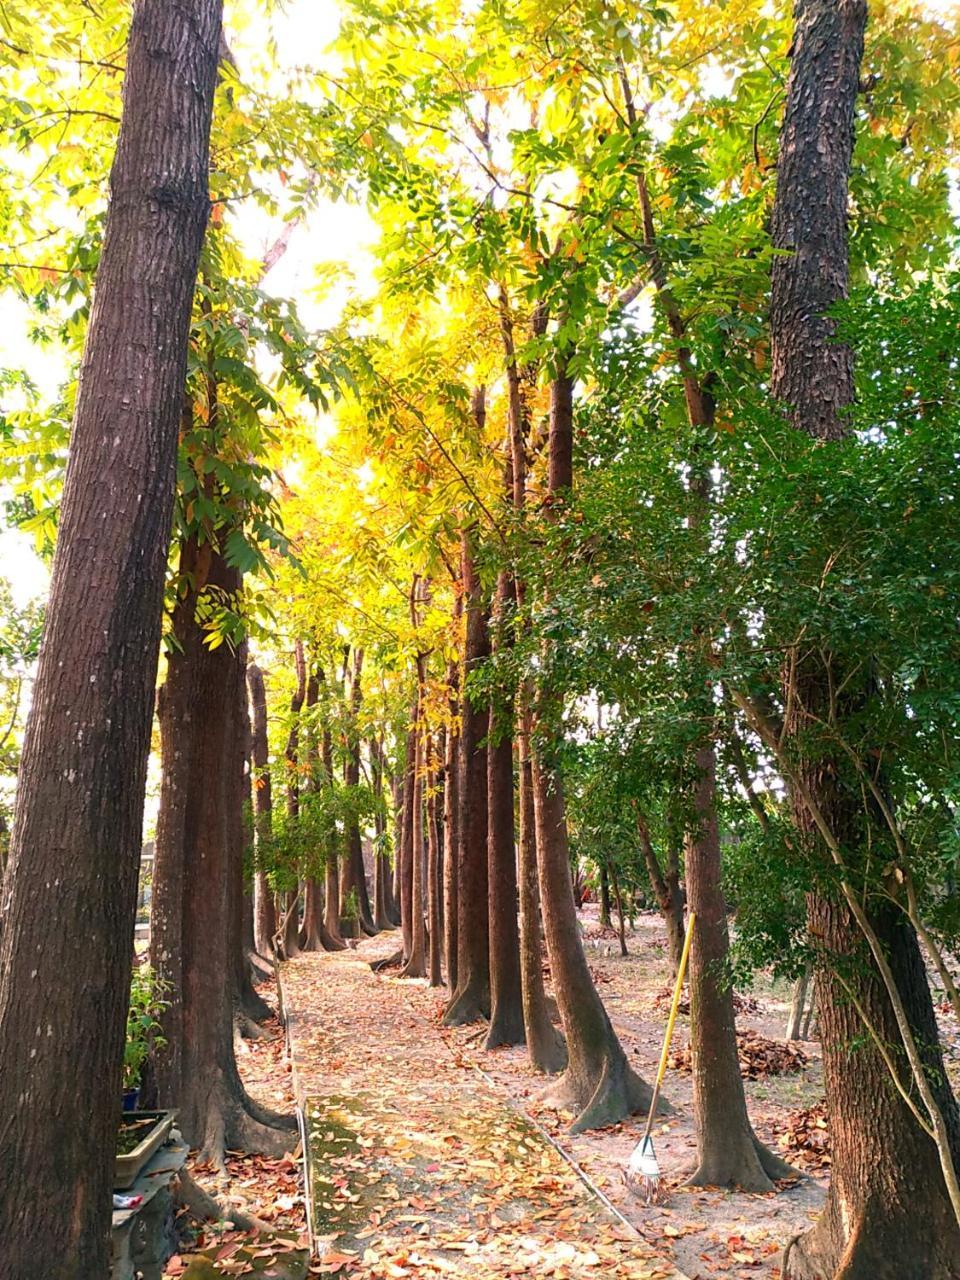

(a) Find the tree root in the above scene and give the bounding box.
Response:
[542,1056,666,1135]
[526,1021,568,1075]
[688,1128,797,1194]
[173,1167,274,1234]
[236,1011,267,1041]
[443,977,490,1027]
[370,948,403,972]
[248,950,273,983]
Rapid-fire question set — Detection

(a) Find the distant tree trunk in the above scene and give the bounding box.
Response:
[485,445,524,1048]
[398,719,417,960]
[370,737,397,930]
[340,648,377,936]
[518,698,566,1074]
[686,743,793,1190]
[532,367,654,1131]
[443,658,461,991]
[150,542,207,1103]
[485,697,524,1046]
[319,720,346,950]
[400,724,428,978]
[769,2,960,1271]
[427,735,444,986]
[299,665,342,953]
[0,5,222,1268]
[444,521,491,1025]
[785,966,811,1041]
[279,641,307,959]
[608,861,628,958]
[153,553,294,1165]
[635,809,685,977]
[247,662,276,958]
[598,862,612,929]
[233,646,271,1026]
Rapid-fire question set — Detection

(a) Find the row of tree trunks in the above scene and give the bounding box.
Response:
[770,0,960,1272]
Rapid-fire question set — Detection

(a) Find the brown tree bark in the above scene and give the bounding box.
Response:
[398,719,417,959]
[598,862,612,930]
[278,640,307,959]
[485,445,525,1048]
[299,664,343,953]
[485,696,524,1046]
[685,743,794,1190]
[769,0,863,438]
[635,809,685,977]
[400,723,428,978]
[768,5,960,1270]
[0,4,222,1270]
[319,718,347,950]
[371,736,398,929]
[443,661,461,991]
[427,734,444,986]
[499,292,564,1072]
[339,647,377,936]
[518,699,567,1074]
[532,367,653,1130]
[153,554,295,1166]
[247,662,276,958]
[444,524,491,1025]
[233,646,271,1026]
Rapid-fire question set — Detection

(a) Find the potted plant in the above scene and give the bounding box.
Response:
[123,964,168,1110]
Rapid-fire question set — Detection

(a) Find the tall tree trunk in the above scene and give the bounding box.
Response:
[400,724,428,977]
[769,5,960,1271]
[686,743,793,1190]
[0,4,221,1271]
[443,661,461,991]
[150,544,208,1105]
[635,808,685,977]
[485,685,524,1047]
[444,523,491,1025]
[485,444,524,1048]
[398,719,417,959]
[247,662,277,958]
[598,862,612,929]
[233,645,271,1025]
[339,647,377,936]
[154,554,295,1165]
[619,61,775,1172]
[518,698,566,1073]
[279,640,307,959]
[299,664,342,953]
[319,721,347,950]
[371,737,397,930]
[532,367,653,1131]
[500,292,563,1071]
[427,735,444,986]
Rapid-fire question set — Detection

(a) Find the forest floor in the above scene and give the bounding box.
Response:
[349,912,831,1280]
[166,907,960,1280]
[280,937,685,1279]
[432,910,828,1280]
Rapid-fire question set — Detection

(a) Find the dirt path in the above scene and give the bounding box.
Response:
[280,937,686,1280]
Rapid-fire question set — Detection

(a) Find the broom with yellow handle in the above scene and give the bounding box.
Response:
[626,911,696,1203]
